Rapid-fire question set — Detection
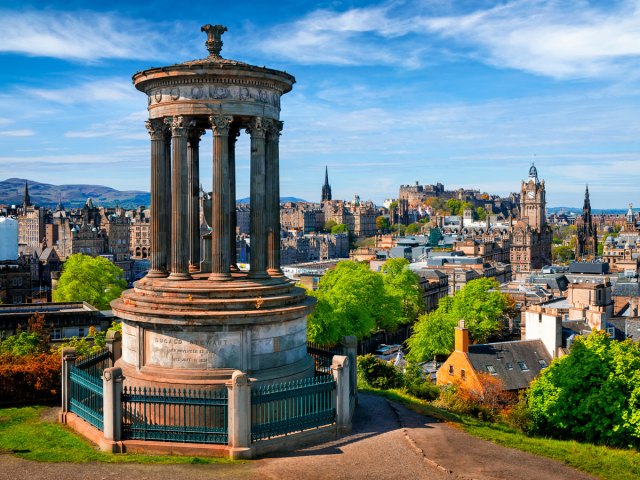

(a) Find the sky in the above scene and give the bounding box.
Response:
[0,0,639,208]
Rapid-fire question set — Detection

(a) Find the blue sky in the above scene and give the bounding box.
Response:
[0,1,639,208]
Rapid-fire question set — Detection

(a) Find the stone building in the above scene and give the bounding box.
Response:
[17,182,45,254]
[575,186,597,259]
[280,231,349,265]
[602,234,639,273]
[0,261,31,304]
[129,207,151,259]
[415,269,448,313]
[323,197,376,238]
[510,164,552,275]
[280,202,323,233]
[102,209,130,262]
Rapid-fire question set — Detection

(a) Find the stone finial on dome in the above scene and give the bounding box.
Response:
[201,24,228,58]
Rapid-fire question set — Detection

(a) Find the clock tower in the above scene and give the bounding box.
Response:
[520,163,546,231]
[510,163,552,275]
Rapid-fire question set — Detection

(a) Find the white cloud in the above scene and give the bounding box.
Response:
[65,110,148,139]
[255,1,640,79]
[0,10,187,62]
[24,78,138,105]
[0,129,35,137]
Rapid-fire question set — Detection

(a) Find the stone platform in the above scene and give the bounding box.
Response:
[111,273,316,389]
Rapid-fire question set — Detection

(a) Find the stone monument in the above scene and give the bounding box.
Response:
[111,25,315,389]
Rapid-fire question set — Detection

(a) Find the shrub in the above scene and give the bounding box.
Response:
[358,354,403,390]
[0,352,60,403]
[407,381,440,401]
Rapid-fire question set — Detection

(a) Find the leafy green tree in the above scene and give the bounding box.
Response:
[376,215,390,232]
[476,207,487,221]
[528,331,640,447]
[391,223,407,236]
[381,258,423,324]
[331,223,349,234]
[307,261,398,344]
[323,219,337,232]
[407,278,508,362]
[405,223,421,235]
[53,254,127,310]
[552,245,575,264]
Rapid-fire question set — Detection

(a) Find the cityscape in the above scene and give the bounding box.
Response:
[0,2,639,480]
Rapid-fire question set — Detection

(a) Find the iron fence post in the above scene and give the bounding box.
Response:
[61,347,76,415]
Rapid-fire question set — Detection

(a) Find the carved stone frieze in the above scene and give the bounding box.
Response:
[148,84,281,108]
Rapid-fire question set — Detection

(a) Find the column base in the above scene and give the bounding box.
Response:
[267,268,284,277]
[188,263,200,273]
[146,269,169,278]
[248,271,270,280]
[168,272,192,281]
[208,272,232,281]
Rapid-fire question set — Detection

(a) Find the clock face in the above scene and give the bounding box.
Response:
[527,190,535,199]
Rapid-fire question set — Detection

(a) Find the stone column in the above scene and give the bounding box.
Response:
[226,371,252,459]
[102,367,124,444]
[146,119,169,277]
[167,116,192,280]
[106,330,122,367]
[342,335,358,407]
[247,117,268,279]
[332,355,352,434]
[209,115,233,281]
[266,121,283,276]
[163,127,172,272]
[188,128,205,273]
[61,347,76,415]
[228,127,240,271]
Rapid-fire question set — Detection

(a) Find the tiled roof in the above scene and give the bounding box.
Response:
[467,340,552,391]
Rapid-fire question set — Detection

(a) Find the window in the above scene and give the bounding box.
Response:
[486,365,497,375]
[506,362,513,370]
[538,359,548,368]
[449,365,454,376]
[51,328,61,340]
[461,369,466,380]
[518,361,529,371]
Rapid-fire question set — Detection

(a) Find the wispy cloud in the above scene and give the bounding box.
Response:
[24,78,138,105]
[255,0,640,79]
[0,129,35,137]
[0,9,190,62]
[65,111,148,139]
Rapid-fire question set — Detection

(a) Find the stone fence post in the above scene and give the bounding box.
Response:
[61,347,76,415]
[332,355,351,433]
[105,330,122,367]
[342,335,358,407]
[102,367,124,443]
[226,370,252,459]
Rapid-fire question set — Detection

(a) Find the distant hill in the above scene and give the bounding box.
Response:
[236,196,308,204]
[0,178,150,209]
[548,206,637,215]
[0,178,309,209]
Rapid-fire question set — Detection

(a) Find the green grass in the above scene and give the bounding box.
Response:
[0,406,241,464]
[362,387,640,480]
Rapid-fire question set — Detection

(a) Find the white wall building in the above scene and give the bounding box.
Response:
[0,217,18,260]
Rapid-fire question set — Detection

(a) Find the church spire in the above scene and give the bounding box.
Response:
[321,166,332,202]
[23,180,31,209]
[583,185,591,213]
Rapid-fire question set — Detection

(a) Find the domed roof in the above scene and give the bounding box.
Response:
[528,163,538,180]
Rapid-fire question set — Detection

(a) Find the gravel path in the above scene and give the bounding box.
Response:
[0,394,595,480]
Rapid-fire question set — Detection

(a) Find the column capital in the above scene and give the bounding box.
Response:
[188,127,206,146]
[245,116,268,139]
[145,119,166,141]
[267,120,283,139]
[166,116,195,137]
[210,114,233,136]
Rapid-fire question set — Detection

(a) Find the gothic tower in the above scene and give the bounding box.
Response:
[519,163,546,231]
[321,166,332,202]
[576,185,597,259]
[23,180,31,212]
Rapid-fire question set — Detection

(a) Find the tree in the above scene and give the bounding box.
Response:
[407,278,508,362]
[331,223,349,234]
[405,223,421,235]
[476,207,487,221]
[552,245,575,264]
[323,219,337,232]
[307,261,399,344]
[528,331,640,448]
[376,215,390,233]
[381,258,423,325]
[391,223,407,236]
[53,254,127,310]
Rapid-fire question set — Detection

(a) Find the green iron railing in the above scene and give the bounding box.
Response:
[307,342,344,375]
[69,365,104,430]
[76,348,110,378]
[121,387,228,444]
[251,374,336,442]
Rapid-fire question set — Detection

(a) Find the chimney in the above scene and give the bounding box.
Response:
[455,319,469,353]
